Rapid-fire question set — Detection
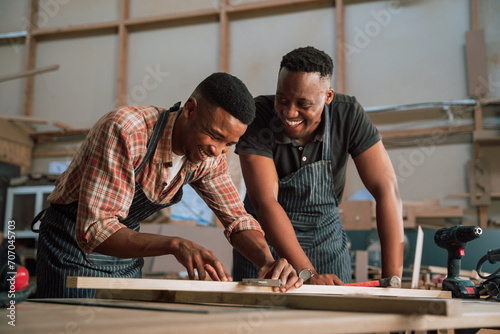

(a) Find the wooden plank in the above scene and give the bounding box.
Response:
[219,0,230,73]
[354,250,368,283]
[94,288,461,316]
[448,192,500,199]
[466,30,489,97]
[22,0,38,117]
[0,114,47,124]
[471,77,488,231]
[467,158,491,205]
[478,205,488,230]
[336,0,345,94]
[0,64,59,82]
[474,103,483,131]
[403,198,440,207]
[474,129,500,143]
[31,298,252,314]
[422,266,479,279]
[413,206,463,218]
[380,124,474,140]
[30,129,89,144]
[477,330,500,334]
[53,121,74,131]
[124,9,218,28]
[478,97,500,104]
[470,0,479,30]
[0,140,32,170]
[225,0,332,15]
[7,299,500,334]
[0,119,35,146]
[404,206,417,228]
[411,226,424,289]
[67,276,451,299]
[116,0,130,108]
[33,21,119,38]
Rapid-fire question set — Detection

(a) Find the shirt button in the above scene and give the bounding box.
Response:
[298,146,304,151]
[302,156,307,162]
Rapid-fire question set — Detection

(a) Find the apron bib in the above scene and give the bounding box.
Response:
[233,112,351,283]
[36,103,192,298]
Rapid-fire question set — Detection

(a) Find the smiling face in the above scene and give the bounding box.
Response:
[173,97,247,164]
[274,67,334,145]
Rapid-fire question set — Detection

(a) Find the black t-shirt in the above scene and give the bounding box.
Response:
[236,94,381,201]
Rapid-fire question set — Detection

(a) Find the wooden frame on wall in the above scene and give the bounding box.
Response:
[0,0,351,174]
[0,0,351,118]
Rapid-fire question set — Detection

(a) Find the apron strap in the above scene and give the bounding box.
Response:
[134,102,180,175]
[30,208,46,232]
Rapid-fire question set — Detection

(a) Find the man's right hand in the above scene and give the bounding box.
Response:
[257,258,301,292]
[229,229,301,292]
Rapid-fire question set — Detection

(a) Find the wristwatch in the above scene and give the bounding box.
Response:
[298,269,314,282]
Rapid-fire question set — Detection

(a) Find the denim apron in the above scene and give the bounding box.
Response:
[233,111,351,283]
[36,103,192,298]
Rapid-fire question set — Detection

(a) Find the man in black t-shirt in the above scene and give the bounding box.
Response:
[233,46,404,285]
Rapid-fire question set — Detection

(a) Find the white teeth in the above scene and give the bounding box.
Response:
[199,147,208,159]
[286,119,303,126]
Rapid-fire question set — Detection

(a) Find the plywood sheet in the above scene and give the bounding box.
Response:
[7,299,500,334]
[31,298,264,314]
[95,288,461,316]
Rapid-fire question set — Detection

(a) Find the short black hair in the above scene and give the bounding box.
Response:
[280,46,333,79]
[193,72,255,125]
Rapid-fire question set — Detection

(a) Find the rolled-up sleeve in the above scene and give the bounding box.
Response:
[75,117,137,254]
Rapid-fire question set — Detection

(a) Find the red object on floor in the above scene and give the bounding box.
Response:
[14,266,29,291]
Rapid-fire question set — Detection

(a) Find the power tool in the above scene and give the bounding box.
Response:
[476,248,500,301]
[434,225,482,298]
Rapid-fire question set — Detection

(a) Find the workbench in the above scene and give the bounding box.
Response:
[2,298,500,334]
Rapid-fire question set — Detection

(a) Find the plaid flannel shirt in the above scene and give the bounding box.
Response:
[47,105,263,254]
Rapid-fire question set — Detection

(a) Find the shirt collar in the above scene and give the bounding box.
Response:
[153,106,207,173]
[154,106,182,166]
[274,104,328,146]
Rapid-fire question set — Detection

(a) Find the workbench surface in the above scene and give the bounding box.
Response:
[2,298,500,333]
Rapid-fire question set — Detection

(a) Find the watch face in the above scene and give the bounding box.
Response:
[299,269,312,281]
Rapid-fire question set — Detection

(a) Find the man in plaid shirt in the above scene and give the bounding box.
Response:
[36,72,300,298]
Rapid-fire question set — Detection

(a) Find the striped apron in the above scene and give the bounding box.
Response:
[233,112,352,283]
[36,103,190,298]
